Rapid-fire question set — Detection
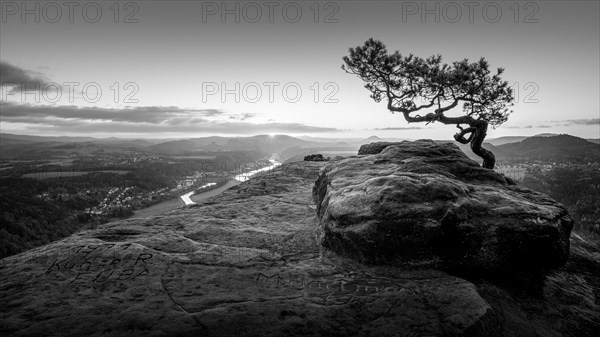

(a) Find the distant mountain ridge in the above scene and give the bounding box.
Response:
[494,134,600,163]
[1,133,599,163]
[485,133,561,146]
[0,133,169,145]
[148,135,316,155]
[0,133,387,160]
[455,134,600,164]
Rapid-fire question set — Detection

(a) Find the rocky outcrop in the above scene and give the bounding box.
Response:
[314,140,573,274]
[0,162,498,337]
[358,141,404,155]
[1,151,598,336]
[303,154,328,161]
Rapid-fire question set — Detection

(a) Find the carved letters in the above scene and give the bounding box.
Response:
[46,243,152,284]
[255,272,414,305]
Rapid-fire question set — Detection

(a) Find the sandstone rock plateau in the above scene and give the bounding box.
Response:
[1,142,599,336]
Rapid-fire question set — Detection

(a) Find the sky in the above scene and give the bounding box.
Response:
[0,0,598,139]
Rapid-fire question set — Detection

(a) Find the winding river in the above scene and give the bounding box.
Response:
[232,159,281,182]
[131,160,281,218]
[180,182,216,205]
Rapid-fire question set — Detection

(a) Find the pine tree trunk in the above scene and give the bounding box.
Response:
[469,120,495,169]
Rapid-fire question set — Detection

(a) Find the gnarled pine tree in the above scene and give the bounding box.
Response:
[343,38,514,169]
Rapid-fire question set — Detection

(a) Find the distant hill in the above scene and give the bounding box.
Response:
[147,136,231,154]
[296,136,350,143]
[0,133,355,160]
[453,134,600,164]
[0,133,169,145]
[148,135,317,156]
[0,133,168,159]
[534,133,561,137]
[0,133,97,143]
[492,135,600,163]
[3,132,598,163]
[485,136,528,146]
[364,135,383,142]
[486,133,559,146]
[0,139,156,160]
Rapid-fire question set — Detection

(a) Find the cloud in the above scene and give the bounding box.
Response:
[374,126,424,130]
[10,119,340,135]
[563,118,600,125]
[0,102,339,135]
[505,118,599,129]
[0,62,48,89]
[505,125,541,129]
[0,102,224,124]
[229,112,256,121]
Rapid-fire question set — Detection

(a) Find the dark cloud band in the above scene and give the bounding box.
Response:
[0,102,339,135]
[0,62,47,88]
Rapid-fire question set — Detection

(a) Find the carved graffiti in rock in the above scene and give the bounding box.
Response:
[255,272,416,305]
[45,243,153,283]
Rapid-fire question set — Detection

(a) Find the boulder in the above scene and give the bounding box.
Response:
[358,141,403,155]
[314,140,573,274]
[303,154,328,161]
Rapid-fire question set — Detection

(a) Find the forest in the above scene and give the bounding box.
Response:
[522,163,600,241]
[0,152,267,258]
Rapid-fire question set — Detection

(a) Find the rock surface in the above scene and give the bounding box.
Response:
[314,140,573,273]
[303,154,328,161]
[1,153,598,336]
[0,162,497,337]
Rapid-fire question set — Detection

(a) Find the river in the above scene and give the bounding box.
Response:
[233,159,281,182]
[180,182,216,205]
[130,160,281,218]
